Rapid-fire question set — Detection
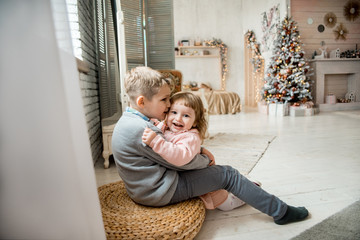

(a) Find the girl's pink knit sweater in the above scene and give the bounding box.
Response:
[149,128,201,167]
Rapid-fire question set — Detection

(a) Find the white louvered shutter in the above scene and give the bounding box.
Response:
[96,0,119,118]
[145,0,174,69]
[120,0,145,69]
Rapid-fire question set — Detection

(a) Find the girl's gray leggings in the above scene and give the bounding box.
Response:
[169,165,287,221]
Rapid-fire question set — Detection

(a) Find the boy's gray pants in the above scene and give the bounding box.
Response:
[169,165,287,220]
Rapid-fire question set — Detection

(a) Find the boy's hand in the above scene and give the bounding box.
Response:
[201,147,215,166]
[142,127,157,146]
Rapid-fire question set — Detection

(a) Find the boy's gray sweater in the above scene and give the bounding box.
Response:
[112,112,210,206]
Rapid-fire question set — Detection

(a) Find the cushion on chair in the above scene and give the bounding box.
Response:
[98,181,206,239]
[158,70,183,93]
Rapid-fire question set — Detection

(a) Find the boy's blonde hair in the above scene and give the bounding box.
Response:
[170,92,208,142]
[125,66,172,105]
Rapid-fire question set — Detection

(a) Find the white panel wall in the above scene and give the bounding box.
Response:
[176,56,222,90]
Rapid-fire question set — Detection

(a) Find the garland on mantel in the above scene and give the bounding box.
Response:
[245,30,263,73]
[204,38,228,90]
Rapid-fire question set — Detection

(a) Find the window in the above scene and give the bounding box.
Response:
[145,0,175,69]
[120,0,145,69]
[96,0,119,119]
[95,0,174,118]
[65,0,82,59]
[120,0,174,70]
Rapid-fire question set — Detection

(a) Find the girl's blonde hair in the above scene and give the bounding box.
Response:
[170,92,208,142]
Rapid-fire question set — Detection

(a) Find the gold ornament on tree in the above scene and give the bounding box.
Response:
[333,23,349,40]
[324,12,337,28]
[344,0,360,21]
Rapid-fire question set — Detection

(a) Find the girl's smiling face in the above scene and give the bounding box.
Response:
[166,99,196,133]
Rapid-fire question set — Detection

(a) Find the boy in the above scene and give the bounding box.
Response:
[112,66,309,225]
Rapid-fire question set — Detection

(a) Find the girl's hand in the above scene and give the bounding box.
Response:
[150,118,160,126]
[142,127,157,146]
[201,147,215,166]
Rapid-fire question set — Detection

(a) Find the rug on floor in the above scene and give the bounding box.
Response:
[291,200,360,240]
[203,133,276,174]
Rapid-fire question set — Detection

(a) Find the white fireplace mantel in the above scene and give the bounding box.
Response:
[309,58,360,110]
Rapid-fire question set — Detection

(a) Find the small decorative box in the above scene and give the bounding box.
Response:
[290,106,305,117]
[257,102,268,114]
[325,94,336,104]
[290,106,315,117]
[269,103,289,116]
[203,50,210,55]
[304,108,315,116]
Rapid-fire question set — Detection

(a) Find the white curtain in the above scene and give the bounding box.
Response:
[0,1,106,239]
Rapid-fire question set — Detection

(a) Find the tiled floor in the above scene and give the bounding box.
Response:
[95,109,360,240]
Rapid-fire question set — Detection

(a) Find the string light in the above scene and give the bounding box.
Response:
[245,30,264,103]
[205,38,228,90]
[245,31,263,73]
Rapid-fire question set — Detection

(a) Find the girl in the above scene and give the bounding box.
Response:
[142,91,249,211]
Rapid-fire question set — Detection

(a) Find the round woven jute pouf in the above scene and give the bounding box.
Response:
[98,181,206,240]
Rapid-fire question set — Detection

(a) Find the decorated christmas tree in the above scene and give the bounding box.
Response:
[261,17,312,104]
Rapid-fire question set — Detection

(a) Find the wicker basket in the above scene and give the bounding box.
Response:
[98,181,206,239]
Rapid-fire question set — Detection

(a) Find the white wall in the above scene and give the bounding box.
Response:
[174,0,287,105]
[174,0,243,96]
[241,0,288,67]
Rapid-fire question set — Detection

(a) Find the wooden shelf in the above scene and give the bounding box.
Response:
[178,46,218,49]
[176,55,219,58]
[175,44,222,90]
[319,102,360,111]
[177,46,220,58]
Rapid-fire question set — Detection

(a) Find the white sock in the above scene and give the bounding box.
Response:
[216,193,246,211]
